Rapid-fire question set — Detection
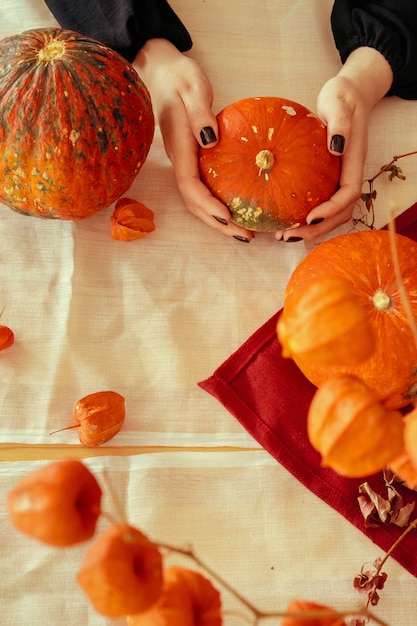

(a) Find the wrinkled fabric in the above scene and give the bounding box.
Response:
[44,0,192,61]
[332,0,417,99]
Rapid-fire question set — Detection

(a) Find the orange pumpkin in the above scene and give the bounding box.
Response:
[77,523,163,617]
[111,197,156,241]
[7,459,102,547]
[126,566,222,625]
[283,230,417,409]
[198,97,340,231]
[281,599,345,626]
[307,375,404,478]
[0,28,154,219]
[72,390,125,446]
[277,275,375,366]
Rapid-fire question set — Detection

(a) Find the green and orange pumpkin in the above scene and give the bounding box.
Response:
[0,28,154,219]
[199,96,340,231]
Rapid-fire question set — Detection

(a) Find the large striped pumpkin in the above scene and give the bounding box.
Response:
[0,28,154,220]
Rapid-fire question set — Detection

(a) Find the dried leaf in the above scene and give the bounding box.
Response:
[111,197,155,241]
[358,471,415,528]
[353,559,387,606]
[386,164,406,181]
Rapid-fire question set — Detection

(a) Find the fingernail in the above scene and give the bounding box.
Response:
[213,215,227,225]
[330,134,345,153]
[309,217,325,225]
[233,235,250,243]
[200,126,217,146]
[285,236,303,242]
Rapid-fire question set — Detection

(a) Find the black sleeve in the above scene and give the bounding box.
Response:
[331,1,417,100]
[44,0,192,62]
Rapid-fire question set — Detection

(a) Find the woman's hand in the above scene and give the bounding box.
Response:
[275,47,394,242]
[134,39,254,242]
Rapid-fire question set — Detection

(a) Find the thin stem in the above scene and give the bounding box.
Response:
[157,542,388,625]
[157,542,263,617]
[375,517,417,573]
[100,469,128,524]
[365,150,417,185]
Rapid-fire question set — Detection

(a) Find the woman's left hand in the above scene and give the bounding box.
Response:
[275,47,394,242]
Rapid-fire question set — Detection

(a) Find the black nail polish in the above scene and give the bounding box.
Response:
[213,215,228,225]
[200,126,217,146]
[285,236,303,242]
[309,217,325,225]
[233,235,250,243]
[330,134,345,153]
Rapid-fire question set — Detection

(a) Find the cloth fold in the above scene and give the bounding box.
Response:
[199,203,417,577]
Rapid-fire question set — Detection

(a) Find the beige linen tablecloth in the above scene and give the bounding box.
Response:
[1,1,417,624]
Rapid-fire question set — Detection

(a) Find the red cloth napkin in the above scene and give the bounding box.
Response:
[199,204,417,577]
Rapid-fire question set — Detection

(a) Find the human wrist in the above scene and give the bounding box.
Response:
[338,46,394,111]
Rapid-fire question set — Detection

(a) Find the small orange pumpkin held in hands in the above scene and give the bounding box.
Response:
[283,229,417,409]
[7,459,102,547]
[72,390,126,446]
[307,375,404,478]
[277,275,375,366]
[198,96,340,231]
[126,566,223,626]
[77,522,163,618]
[111,197,156,241]
[0,28,154,220]
[281,599,346,626]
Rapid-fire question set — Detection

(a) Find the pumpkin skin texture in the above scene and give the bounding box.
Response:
[0,28,154,220]
[198,97,340,231]
[283,230,417,409]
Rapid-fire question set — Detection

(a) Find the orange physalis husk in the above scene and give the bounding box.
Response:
[7,459,102,547]
[77,523,163,618]
[277,275,375,366]
[0,324,14,350]
[111,197,155,241]
[72,390,126,446]
[126,566,223,626]
[0,307,14,351]
[402,406,417,483]
[389,451,417,491]
[281,599,345,626]
[307,375,404,478]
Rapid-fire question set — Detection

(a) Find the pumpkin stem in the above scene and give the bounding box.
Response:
[38,39,66,63]
[255,149,275,174]
[372,289,392,310]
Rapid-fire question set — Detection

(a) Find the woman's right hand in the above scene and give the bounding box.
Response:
[134,39,254,242]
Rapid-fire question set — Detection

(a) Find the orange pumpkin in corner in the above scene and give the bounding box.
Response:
[281,229,417,409]
[199,97,340,231]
